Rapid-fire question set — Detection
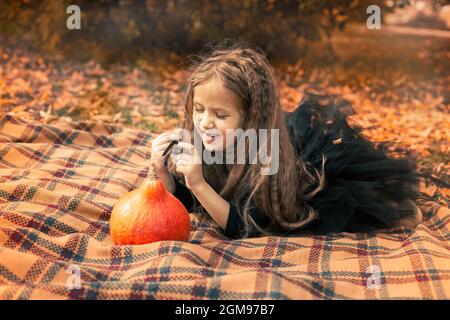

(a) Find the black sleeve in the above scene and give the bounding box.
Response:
[224,202,271,239]
[171,173,195,212]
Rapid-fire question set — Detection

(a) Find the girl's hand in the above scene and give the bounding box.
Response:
[150,130,183,174]
[172,141,205,190]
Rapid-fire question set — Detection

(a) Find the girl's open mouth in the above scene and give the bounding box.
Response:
[203,133,217,143]
[202,131,220,144]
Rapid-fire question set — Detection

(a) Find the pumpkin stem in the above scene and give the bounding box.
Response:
[148,162,160,180]
[141,178,166,201]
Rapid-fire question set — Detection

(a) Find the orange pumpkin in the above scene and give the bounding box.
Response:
[110,165,191,245]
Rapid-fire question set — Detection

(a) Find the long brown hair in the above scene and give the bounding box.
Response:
[168,40,325,238]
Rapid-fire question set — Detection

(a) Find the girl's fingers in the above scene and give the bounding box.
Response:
[170,152,185,163]
[152,136,182,153]
[151,132,171,143]
[154,141,175,152]
[174,153,202,167]
[176,142,195,155]
[153,132,183,145]
[173,153,184,163]
[152,143,171,157]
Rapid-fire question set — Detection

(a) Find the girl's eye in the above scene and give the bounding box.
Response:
[194,107,227,119]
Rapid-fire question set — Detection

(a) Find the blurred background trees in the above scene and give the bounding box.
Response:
[0,0,414,63]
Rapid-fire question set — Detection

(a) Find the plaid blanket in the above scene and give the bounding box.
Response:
[0,112,448,300]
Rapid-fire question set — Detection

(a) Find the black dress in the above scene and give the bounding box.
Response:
[172,96,423,239]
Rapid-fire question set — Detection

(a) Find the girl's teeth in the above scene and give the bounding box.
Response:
[204,134,216,143]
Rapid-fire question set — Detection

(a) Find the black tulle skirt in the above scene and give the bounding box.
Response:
[284,94,423,235]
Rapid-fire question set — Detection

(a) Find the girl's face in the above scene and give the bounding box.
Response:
[193,76,245,152]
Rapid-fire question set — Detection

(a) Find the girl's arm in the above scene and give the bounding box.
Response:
[189,180,230,230]
[156,168,196,213]
[167,141,269,237]
[169,172,269,239]
[168,142,230,230]
[162,170,230,230]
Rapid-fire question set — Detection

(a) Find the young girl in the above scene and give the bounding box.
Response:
[150,41,425,239]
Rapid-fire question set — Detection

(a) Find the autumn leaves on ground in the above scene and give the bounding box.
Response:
[0,25,448,206]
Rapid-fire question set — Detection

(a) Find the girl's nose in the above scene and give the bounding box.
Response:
[200,113,215,129]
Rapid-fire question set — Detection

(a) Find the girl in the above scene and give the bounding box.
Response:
[150,41,426,239]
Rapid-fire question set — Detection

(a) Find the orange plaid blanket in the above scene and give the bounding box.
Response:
[0,113,448,299]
